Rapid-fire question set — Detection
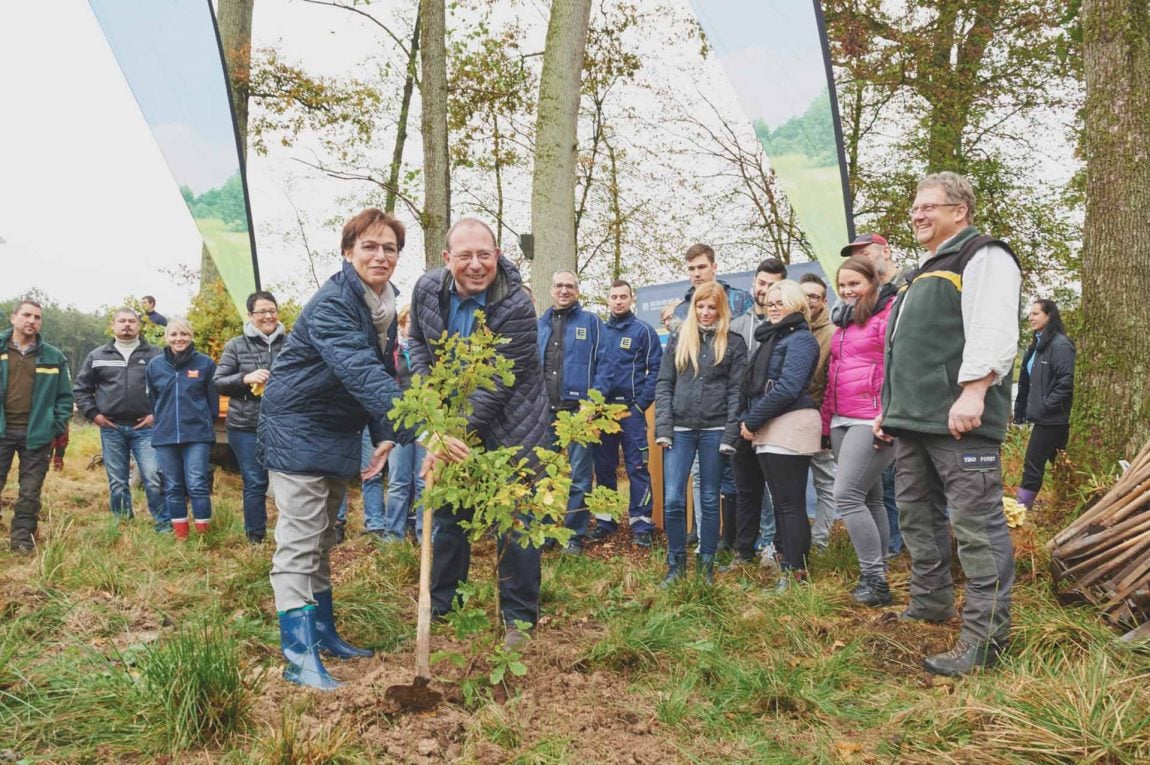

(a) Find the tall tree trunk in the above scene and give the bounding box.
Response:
[420,0,450,269]
[530,0,593,304]
[387,10,421,214]
[1071,0,1150,470]
[208,0,254,288]
[217,0,254,159]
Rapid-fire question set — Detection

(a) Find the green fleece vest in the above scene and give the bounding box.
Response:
[880,227,1019,443]
[0,329,73,450]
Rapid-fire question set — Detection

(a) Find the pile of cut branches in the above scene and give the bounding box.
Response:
[1049,439,1150,640]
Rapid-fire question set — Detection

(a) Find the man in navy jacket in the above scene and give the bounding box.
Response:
[590,279,662,548]
[537,270,602,553]
[410,218,549,639]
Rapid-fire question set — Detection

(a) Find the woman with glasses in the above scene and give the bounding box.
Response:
[655,281,747,585]
[738,280,820,590]
[214,291,286,544]
[821,257,898,605]
[258,208,418,690]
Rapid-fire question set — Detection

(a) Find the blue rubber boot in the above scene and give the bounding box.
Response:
[313,589,373,659]
[278,606,342,690]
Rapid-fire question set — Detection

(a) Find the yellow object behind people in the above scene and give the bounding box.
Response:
[250,382,265,397]
[1003,497,1027,528]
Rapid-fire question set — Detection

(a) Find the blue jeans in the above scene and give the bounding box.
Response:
[228,428,268,538]
[883,463,902,554]
[593,404,654,535]
[552,413,595,541]
[387,439,426,538]
[335,430,389,530]
[663,430,722,557]
[155,443,212,522]
[360,430,394,533]
[99,424,167,528]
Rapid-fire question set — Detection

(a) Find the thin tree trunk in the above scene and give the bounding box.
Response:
[1071,0,1150,470]
[493,113,505,249]
[216,0,254,160]
[530,0,593,303]
[387,11,421,214]
[208,0,254,288]
[420,0,450,268]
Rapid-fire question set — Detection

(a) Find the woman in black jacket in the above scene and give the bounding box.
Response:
[1013,299,1075,509]
[214,291,286,544]
[738,280,821,589]
[654,281,747,585]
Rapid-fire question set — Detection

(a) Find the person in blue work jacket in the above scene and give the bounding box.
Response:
[146,317,218,540]
[537,269,603,554]
[590,279,662,549]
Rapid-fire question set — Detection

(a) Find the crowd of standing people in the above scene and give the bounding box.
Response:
[0,171,1078,689]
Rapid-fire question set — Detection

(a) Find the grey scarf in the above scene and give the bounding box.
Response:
[359,280,396,355]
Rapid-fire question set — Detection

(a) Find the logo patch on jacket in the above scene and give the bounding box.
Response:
[576,327,588,340]
[620,337,632,349]
[960,451,999,471]
[187,370,200,379]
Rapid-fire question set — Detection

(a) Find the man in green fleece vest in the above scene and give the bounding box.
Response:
[874,172,1020,676]
[1,300,74,552]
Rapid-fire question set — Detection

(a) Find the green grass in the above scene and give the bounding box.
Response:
[2,421,1147,762]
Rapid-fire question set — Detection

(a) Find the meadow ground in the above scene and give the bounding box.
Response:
[1,423,1148,763]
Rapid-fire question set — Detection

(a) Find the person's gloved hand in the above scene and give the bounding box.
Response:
[50,427,70,471]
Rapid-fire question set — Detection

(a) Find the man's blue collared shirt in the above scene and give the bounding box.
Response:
[448,287,488,338]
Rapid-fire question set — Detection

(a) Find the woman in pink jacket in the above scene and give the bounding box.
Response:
[822,256,899,606]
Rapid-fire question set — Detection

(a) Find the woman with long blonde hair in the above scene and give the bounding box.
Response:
[654,281,747,585]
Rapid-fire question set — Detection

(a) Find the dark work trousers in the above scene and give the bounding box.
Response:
[592,404,654,534]
[430,504,541,628]
[0,428,52,547]
[732,438,766,560]
[1020,423,1069,492]
[895,431,1014,644]
[759,452,812,571]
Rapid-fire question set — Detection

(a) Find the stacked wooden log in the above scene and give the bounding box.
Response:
[1048,439,1150,641]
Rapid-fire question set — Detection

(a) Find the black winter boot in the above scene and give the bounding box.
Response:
[696,553,716,585]
[661,552,687,588]
[851,575,892,607]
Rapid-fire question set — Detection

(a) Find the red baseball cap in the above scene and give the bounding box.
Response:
[840,232,888,257]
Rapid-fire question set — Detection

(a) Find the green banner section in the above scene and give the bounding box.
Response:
[688,0,853,287]
[90,0,258,318]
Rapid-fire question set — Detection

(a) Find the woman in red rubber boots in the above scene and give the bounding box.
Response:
[146,318,218,539]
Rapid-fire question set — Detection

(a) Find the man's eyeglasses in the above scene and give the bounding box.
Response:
[451,250,496,263]
[908,202,960,217]
[552,283,577,292]
[805,294,825,303]
[251,309,279,317]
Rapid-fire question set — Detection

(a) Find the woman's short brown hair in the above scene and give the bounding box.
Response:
[341,208,406,255]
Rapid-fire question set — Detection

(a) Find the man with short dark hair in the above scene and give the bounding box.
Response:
[1,300,74,551]
[672,243,755,320]
[876,172,1020,676]
[591,279,662,549]
[74,308,167,531]
[141,296,167,327]
[409,217,549,639]
[538,269,602,553]
[799,272,839,550]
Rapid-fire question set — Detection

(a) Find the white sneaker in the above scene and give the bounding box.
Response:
[759,544,779,569]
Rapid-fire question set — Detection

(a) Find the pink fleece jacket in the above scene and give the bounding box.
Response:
[821,299,894,435]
